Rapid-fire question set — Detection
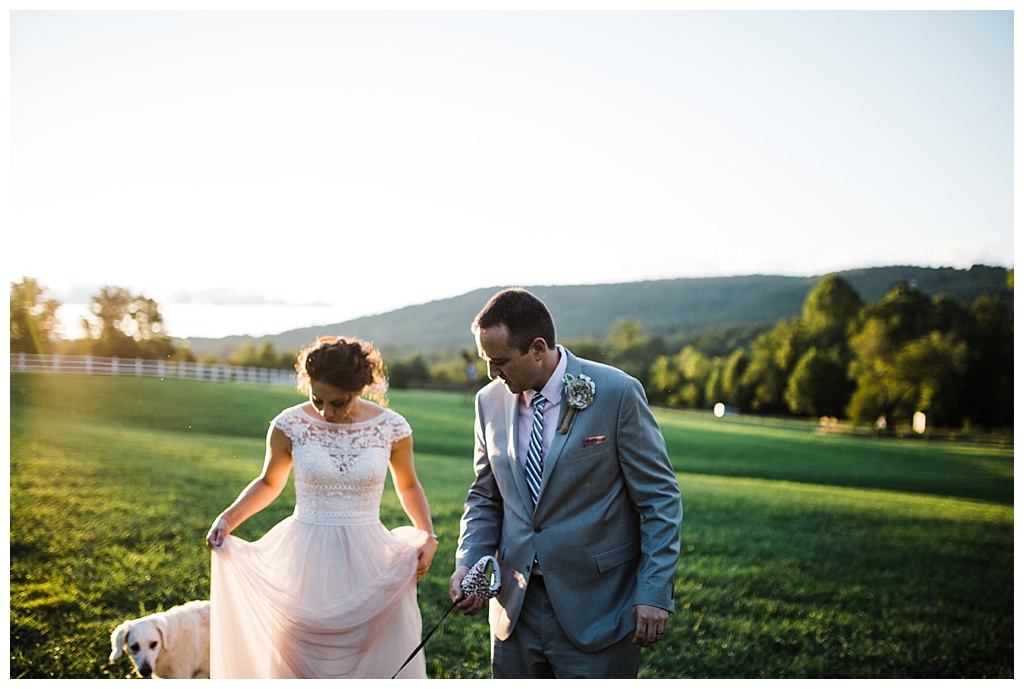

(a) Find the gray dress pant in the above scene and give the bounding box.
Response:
[491,575,641,679]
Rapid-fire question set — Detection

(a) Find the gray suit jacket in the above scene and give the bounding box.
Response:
[456,348,683,652]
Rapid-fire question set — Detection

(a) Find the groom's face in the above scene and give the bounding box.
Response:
[475,325,544,395]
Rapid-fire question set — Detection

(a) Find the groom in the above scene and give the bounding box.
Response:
[449,288,682,678]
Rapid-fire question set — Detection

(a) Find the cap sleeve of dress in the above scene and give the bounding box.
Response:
[388,410,413,444]
[271,404,300,434]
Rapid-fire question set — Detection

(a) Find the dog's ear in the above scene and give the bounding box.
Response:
[155,615,171,652]
[109,621,132,663]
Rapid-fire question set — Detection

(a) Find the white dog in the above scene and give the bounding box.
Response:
[109,600,211,679]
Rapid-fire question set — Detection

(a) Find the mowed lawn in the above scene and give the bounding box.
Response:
[8,373,1014,679]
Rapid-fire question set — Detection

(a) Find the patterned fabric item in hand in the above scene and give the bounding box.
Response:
[461,555,501,599]
[389,556,502,678]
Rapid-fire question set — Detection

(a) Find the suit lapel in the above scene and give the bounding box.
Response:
[537,351,581,500]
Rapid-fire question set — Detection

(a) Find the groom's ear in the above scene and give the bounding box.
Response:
[529,337,549,359]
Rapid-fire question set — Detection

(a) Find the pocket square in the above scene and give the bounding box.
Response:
[583,435,606,447]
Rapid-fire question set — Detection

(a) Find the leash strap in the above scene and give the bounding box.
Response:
[390,600,457,679]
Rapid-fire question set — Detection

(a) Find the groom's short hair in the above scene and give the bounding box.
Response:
[473,288,556,354]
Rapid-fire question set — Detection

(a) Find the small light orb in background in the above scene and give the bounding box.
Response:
[714,402,725,418]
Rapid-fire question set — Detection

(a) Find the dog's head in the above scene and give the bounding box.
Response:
[109,616,169,679]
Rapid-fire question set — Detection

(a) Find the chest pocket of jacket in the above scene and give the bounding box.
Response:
[563,442,612,464]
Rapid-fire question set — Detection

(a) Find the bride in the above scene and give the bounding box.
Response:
[206,336,437,678]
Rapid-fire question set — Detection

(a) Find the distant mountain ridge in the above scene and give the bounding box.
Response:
[179,265,1012,359]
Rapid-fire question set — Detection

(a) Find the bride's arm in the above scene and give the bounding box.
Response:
[388,435,437,579]
[206,425,293,549]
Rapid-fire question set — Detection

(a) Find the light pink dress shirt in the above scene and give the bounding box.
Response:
[516,345,568,475]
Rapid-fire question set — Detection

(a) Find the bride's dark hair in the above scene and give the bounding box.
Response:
[295,336,388,404]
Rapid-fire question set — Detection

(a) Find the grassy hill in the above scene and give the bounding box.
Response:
[180,265,1012,359]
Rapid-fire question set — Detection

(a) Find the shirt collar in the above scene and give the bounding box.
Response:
[526,345,567,406]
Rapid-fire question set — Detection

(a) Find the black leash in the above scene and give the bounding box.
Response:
[391,600,458,679]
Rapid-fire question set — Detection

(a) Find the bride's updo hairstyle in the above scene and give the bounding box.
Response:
[295,336,388,404]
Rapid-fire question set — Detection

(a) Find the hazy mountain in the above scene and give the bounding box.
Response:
[178,265,1012,360]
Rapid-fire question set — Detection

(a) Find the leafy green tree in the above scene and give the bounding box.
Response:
[785,347,852,418]
[891,331,969,427]
[703,360,725,410]
[846,282,953,426]
[801,274,863,347]
[847,313,909,425]
[388,352,430,389]
[961,296,1013,428]
[10,277,61,354]
[604,317,656,384]
[740,318,804,414]
[774,276,861,417]
[649,354,681,406]
[229,341,291,369]
[678,347,713,409]
[928,294,972,334]
[166,345,197,363]
[80,287,134,357]
[858,281,932,344]
[229,342,257,367]
[674,323,767,359]
[427,359,468,385]
[651,346,712,409]
[720,348,753,409]
[560,337,604,363]
[80,286,174,358]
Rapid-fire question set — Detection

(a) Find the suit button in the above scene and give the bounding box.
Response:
[533,527,542,533]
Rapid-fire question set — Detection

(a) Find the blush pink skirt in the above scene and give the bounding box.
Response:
[210,517,426,679]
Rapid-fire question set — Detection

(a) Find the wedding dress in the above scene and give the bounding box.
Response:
[209,403,427,678]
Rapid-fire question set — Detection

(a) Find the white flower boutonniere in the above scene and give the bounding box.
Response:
[559,373,596,434]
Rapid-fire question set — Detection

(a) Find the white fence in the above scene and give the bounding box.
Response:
[9,353,297,387]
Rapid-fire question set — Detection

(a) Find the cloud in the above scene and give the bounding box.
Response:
[164,288,331,307]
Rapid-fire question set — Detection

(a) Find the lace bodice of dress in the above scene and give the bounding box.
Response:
[273,403,412,525]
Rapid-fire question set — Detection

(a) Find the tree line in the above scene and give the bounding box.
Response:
[11,272,1014,430]
[567,273,1012,431]
[10,280,181,360]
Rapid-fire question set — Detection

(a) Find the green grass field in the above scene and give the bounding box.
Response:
[8,373,1014,679]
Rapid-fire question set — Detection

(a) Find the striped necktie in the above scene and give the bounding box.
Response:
[525,393,547,505]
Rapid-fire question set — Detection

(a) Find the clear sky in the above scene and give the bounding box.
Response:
[7,7,1015,339]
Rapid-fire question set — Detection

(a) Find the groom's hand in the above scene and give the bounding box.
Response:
[450,566,486,615]
[632,604,670,647]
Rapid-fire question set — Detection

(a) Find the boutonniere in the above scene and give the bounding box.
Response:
[559,373,596,434]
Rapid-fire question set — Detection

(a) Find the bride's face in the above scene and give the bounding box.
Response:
[308,380,357,422]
